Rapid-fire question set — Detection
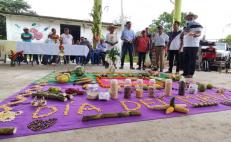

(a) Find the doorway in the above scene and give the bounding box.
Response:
[60,24,81,44]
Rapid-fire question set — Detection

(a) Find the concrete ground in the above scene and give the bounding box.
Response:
[0,64,231,142]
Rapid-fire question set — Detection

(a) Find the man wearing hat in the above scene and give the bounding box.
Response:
[105,24,118,51]
[181,12,203,78]
[152,25,169,72]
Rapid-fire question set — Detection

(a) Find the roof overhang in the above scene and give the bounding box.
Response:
[0,11,121,28]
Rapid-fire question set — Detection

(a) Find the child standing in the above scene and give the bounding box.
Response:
[136,30,149,70]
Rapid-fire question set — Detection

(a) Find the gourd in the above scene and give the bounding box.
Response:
[56,73,70,84]
[74,66,85,76]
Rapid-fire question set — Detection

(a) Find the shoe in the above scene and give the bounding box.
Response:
[142,68,145,70]
[119,67,123,69]
[130,67,135,70]
[136,67,141,70]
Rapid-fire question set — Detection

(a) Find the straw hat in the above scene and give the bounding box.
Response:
[108,24,117,30]
[185,12,198,20]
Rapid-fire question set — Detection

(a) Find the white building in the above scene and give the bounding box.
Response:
[0,11,122,44]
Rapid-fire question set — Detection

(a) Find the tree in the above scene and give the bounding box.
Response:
[0,0,36,39]
[90,0,102,48]
[225,34,231,44]
[148,12,187,34]
[0,0,36,14]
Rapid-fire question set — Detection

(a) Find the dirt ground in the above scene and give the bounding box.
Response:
[0,64,231,142]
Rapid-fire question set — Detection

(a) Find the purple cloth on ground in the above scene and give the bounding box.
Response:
[1,83,231,139]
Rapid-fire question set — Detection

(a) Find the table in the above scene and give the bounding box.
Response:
[16,42,89,57]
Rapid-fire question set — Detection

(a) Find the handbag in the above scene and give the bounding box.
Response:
[144,51,151,67]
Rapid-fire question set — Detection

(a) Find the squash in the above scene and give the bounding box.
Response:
[56,73,70,84]
[165,106,174,114]
[174,105,189,113]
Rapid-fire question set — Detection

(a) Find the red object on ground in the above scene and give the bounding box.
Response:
[202,46,216,59]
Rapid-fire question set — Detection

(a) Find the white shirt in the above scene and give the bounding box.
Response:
[106,33,118,50]
[169,34,181,50]
[153,32,169,47]
[61,34,73,45]
[183,21,203,47]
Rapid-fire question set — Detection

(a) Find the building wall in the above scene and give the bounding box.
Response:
[6,15,60,43]
[6,15,122,48]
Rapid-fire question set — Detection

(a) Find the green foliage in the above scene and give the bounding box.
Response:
[106,48,120,63]
[0,0,36,14]
[149,12,187,33]
[225,34,231,44]
[0,0,36,40]
[90,0,102,48]
[218,35,231,45]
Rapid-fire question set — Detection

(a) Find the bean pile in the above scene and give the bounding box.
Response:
[27,118,57,131]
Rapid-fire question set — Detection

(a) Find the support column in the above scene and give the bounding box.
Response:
[174,0,182,22]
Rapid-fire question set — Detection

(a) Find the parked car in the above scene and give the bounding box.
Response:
[214,43,231,61]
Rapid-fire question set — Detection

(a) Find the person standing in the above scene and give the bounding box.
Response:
[182,12,203,78]
[152,25,169,72]
[136,30,149,70]
[82,38,93,65]
[167,21,182,74]
[42,28,59,65]
[60,28,73,64]
[74,39,81,64]
[21,27,39,64]
[105,25,118,50]
[120,21,136,70]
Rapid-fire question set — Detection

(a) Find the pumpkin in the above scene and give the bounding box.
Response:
[56,73,70,84]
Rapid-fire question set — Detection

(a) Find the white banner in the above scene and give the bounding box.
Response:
[16,42,89,56]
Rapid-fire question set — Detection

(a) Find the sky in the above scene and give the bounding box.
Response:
[26,0,231,40]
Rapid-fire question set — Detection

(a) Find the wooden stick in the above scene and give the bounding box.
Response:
[32,92,67,102]
[82,111,141,122]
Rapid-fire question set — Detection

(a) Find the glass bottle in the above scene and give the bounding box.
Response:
[165,79,173,96]
[124,79,132,99]
[136,79,143,98]
[148,79,156,98]
[178,77,186,96]
[110,79,119,99]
